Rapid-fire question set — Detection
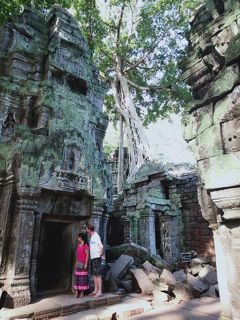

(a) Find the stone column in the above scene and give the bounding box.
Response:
[92,201,103,234]
[121,216,131,243]
[139,210,156,255]
[4,191,39,308]
[101,213,109,247]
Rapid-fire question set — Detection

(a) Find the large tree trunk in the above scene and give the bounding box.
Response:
[117,114,124,192]
[111,73,151,186]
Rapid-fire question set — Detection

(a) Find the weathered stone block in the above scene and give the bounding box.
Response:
[173,282,194,302]
[199,265,218,285]
[130,268,153,295]
[152,291,170,305]
[225,33,240,64]
[222,118,240,153]
[105,255,134,281]
[173,270,187,282]
[159,269,176,287]
[206,64,239,102]
[183,103,213,141]
[214,85,240,124]
[189,124,223,160]
[212,22,239,57]
[210,187,240,212]
[187,274,210,297]
[198,152,240,189]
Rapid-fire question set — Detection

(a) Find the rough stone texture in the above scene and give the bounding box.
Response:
[130,268,153,295]
[152,291,170,305]
[108,162,215,264]
[187,274,210,297]
[182,1,240,318]
[173,270,187,283]
[198,265,218,285]
[0,7,109,308]
[105,255,134,281]
[173,282,194,302]
[159,269,176,287]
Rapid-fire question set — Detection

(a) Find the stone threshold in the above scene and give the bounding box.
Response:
[0,292,123,320]
[54,294,153,320]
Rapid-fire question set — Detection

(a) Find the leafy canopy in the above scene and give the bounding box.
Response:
[0,0,200,124]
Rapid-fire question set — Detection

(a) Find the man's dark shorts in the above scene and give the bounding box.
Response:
[91,257,102,276]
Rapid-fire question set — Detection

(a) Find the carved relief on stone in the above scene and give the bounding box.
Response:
[62,145,81,172]
[2,112,16,137]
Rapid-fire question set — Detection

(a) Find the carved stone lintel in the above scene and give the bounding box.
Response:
[198,184,218,225]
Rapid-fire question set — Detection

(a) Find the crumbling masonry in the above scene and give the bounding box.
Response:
[182,0,240,318]
[0,7,109,307]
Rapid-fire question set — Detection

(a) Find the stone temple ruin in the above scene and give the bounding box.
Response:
[0,7,109,307]
[0,3,224,313]
[182,0,240,318]
[108,162,214,264]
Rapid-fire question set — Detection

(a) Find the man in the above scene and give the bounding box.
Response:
[86,222,104,297]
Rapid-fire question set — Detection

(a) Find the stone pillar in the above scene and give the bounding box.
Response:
[139,210,156,255]
[122,216,131,243]
[92,201,103,234]
[4,191,39,308]
[101,213,109,247]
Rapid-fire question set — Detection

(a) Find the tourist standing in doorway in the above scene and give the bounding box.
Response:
[74,232,89,298]
[86,222,104,297]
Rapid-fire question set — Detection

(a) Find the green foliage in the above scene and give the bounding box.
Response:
[71,0,200,124]
[0,0,200,123]
[0,0,71,24]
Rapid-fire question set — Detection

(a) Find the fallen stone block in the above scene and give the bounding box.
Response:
[107,243,172,270]
[198,265,218,285]
[120,280,133,293]
[173,282,194,302]
[187,274,210,297]
[130,268,153,295]
[160,269,176,287]
[201,284,219,298]
[142,261,161,276]
[105,255,134,281]
[152,291,171,305]
[173,270,187,283]
[152,280,171,293]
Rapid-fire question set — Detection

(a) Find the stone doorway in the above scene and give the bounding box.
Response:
[36,220,74,294]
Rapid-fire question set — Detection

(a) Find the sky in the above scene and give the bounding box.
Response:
[104,115,196,164]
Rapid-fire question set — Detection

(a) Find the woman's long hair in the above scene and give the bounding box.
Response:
[78,232,88,245]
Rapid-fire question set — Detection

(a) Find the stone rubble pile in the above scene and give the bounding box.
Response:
[104,253,219,305]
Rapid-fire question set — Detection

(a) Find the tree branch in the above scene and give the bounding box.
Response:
[123,41,159,73]
[127,78,171,92]
[116,2,126,49]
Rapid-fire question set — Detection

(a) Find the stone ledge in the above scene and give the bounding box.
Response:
[0,293,122,320]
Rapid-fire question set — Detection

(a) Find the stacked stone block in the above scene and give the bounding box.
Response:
[0,7,109,307]
[182,1,240,318]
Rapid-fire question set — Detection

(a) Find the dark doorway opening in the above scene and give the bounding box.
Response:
[37,221,73,293]
[155,214,163,256]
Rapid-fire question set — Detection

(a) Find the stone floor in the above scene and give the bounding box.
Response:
[39,295,221,320]
[0,292,122,320]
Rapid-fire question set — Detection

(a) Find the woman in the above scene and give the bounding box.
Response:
[74,232,89,298]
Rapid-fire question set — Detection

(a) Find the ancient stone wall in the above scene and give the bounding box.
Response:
[182,0,240,318]
[174,170,215,260]
[0,7,109,307]
[108,163,214,264]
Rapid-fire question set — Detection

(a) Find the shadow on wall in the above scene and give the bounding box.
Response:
[0,290,8,309]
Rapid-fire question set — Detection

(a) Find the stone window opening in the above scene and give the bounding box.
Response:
[69,150,75,171]
[66,75,87,96]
